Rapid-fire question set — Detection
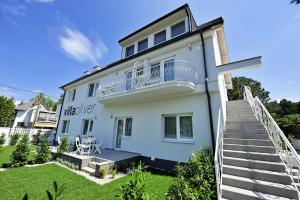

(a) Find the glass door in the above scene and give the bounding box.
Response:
[164,59,175,81]
[115,119,124,149]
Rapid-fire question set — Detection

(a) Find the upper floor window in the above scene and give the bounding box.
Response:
[137,38,148,52]
[88,83,95,97]
[62,120,70,134]
[171,21,185,38]
[125,45,134,57]
[154,30,166,45]
[67,89,76,102]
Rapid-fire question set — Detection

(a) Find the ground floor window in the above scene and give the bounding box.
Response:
[82,119,94,135]
[163,113,193,141]
[62,120,70,134]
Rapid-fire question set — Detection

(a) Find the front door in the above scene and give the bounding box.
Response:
[115,118,124,149]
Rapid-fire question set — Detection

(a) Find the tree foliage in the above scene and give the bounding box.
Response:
[10,134,30,167]
[166,147,216,200]
[35,136,51,164]
[31,93,57,111]
[0,96,15,127]
[277,114,300,138]
[228,77,270,103]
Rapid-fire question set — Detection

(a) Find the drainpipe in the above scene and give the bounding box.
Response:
[53,90,65,145]
[199,31,215,151]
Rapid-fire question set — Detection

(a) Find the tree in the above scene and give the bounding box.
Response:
[228,77,270,103]
[277,114,300,138]
[0,96,15,127]
[291,0,300,4]
[10,133,30,167]
[31,93,57,111]
[35,136,51,164]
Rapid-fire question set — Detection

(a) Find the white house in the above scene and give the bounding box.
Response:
[13,100,57,130]
[57,4,261,167]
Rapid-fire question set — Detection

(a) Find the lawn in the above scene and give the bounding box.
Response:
[0,145,37,166]
[0,163,173,200]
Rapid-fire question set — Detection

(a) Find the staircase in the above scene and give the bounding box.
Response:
[221,100,298,199]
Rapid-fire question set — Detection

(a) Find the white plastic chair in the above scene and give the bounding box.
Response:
[93,140,102,155]
[75,137,91,155]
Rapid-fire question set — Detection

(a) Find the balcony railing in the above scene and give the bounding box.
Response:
[97,60,197,98]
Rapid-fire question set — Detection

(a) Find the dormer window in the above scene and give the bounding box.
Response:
[171,21,185,38]
[125,45,134,57]
[154,30,166,45]
[138,38,148,52]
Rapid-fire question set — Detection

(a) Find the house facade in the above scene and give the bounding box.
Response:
[13,100,57,130]
[57,4,261,164]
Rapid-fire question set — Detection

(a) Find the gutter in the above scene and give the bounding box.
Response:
[199,31,216,151]
[53,90,65,145]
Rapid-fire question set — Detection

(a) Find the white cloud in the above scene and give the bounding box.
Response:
[25,0,55,3]
[286,80,295,85]
[58,27,107,64]
[0,87,17,98]
[0,2,26,16]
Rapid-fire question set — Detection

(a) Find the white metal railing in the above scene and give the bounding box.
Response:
[96,60,197,98]
[243,85,300,197]
[215,107,225,200]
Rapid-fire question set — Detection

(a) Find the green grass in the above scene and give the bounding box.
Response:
[0,164,173,200]
[0,145,37,166]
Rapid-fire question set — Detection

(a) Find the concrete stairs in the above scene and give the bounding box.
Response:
[81,161,97,175]
[221,100,298,199]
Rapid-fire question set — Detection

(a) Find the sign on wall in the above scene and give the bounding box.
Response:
[64,104,96,116]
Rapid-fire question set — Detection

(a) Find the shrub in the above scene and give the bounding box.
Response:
[35,136,51,164]
[32,131,41,145]
[99,166,108,179]
[57,135,68,156]
[10,134,30,167]
[165,147,216,200]
[0,133,6,146]
[9,134,20,146]
[75,164,80,170]
[112,168,117,179]
[116,162,151,200]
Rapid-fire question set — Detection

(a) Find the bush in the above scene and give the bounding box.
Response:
[35,136,51,164]
[10,134,30,167]
[165,147,216,200]
[0,133,6,146]
[32,131,41,145]
[99,166,108,179]
[277,114,300,139]
[9,134,20,146]
[57,135,68,156]
[112,168,117,179]
[117,162,151,200]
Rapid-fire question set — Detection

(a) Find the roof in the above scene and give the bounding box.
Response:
[60,17,224,89]
[118,4,192,44]
[16,100,35,111]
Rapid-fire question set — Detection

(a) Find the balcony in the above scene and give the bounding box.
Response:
[97,60,197,105]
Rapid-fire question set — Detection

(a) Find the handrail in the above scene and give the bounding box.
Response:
[243,86,300,197]
[215,108,225,200]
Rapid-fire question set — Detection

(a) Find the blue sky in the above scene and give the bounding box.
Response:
[0,0,299,103]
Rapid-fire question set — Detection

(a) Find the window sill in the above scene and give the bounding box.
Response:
[161,139,194,144]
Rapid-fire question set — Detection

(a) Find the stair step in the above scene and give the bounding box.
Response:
[224,138,273,146]
[223,165,292,184]
[223,150,280,162]
[81,166,95,175]
[222,185,294,200]
[226,128,266,134]
[223,144,276,154]
[224,133,269,140]
[223,156,286,172]
[222,174,298,199]
[88,162,96,169]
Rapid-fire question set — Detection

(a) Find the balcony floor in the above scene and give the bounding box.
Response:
[98,81,196,105]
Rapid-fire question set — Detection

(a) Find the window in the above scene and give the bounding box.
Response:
[125,118,132,136]
[171,21,185,38]
[62,120,70,134]
[67,89,76,102]
[82,119,94,135]
[135,65,144,77]
[163,114,193,140]
[154,30,166,45]
[125,45,134,57]
[150,63,160,79]
[138,38,148,52]
[88,83,95,97]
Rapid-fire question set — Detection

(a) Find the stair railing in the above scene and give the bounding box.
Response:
[215,108,225,200]
[243,85,300,196]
